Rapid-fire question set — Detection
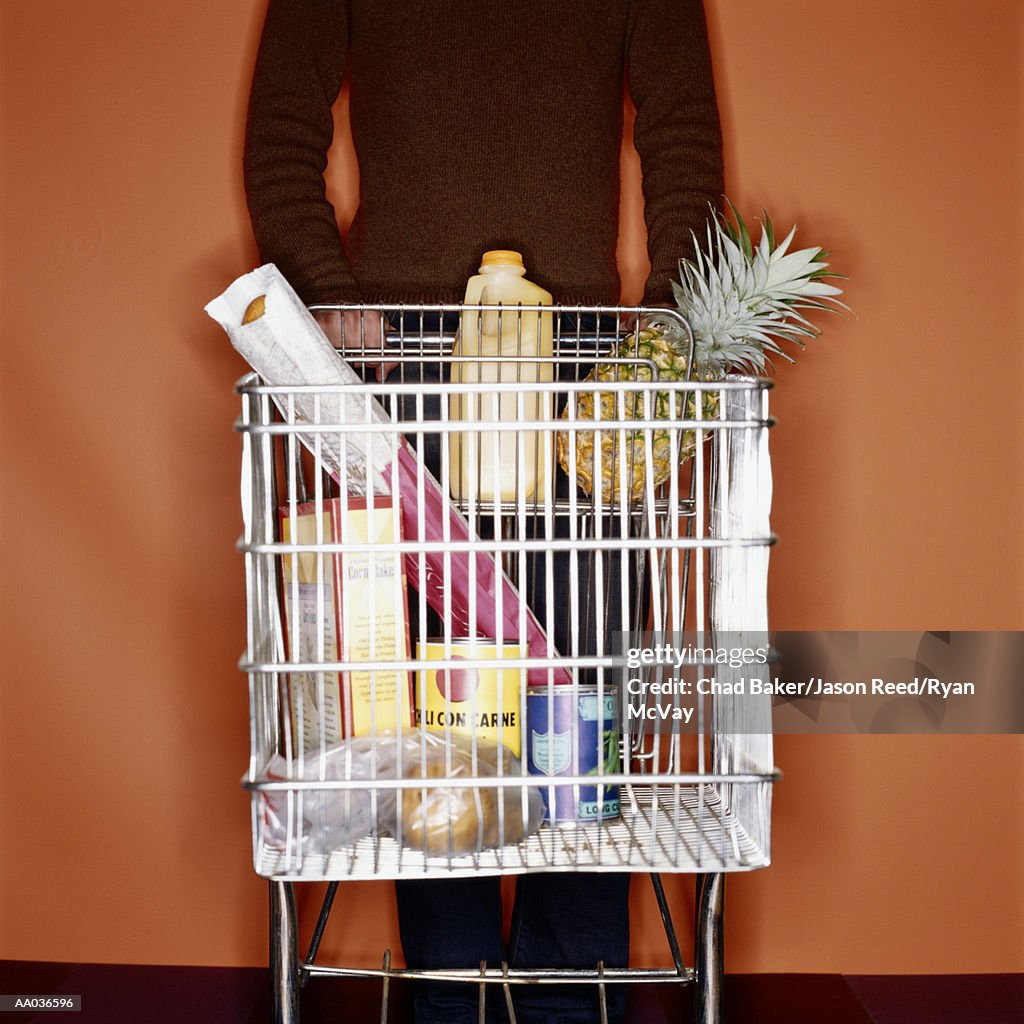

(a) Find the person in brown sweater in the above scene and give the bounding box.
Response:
[245,0,722,307]
[244,3,722,1022]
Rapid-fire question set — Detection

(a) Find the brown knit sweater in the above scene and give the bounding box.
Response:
[244,0,723,307]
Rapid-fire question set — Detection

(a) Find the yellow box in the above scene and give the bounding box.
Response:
[280,496,412,747]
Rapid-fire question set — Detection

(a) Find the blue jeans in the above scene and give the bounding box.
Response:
[377,317,633,1024]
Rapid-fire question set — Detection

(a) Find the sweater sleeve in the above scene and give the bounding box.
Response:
[627,0,724,305]
[243,0,360,304]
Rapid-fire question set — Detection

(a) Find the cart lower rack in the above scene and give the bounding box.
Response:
[235,303,778,1024]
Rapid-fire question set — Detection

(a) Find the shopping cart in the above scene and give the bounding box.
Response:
[235,303,778,1024]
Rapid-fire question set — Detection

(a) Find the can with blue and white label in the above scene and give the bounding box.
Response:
[526,685,621,823]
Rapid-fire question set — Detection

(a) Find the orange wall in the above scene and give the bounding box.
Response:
[1,0,1021,975]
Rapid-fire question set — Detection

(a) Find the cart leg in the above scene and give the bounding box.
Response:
[649,873,686,976]
[304,881,339,982]
[270,880,300,1024]
[694,873,724,1024]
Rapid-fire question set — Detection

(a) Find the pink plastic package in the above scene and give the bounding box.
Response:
[391,444,568,686]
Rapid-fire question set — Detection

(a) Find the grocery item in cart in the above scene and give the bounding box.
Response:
[558,203,844,501]
[414,639,524,756]
[262,736,386,852]
[450,250,554,503]
[557,322,716,503]
[206,265,571,686]
[279,496,413,746]
[399,733,543,855]
[260,732,544,856]
[526,685,621,823]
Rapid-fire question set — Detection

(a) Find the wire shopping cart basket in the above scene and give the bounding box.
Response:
[235,303,779,1024]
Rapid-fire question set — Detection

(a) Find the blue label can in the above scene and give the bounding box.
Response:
[526,685,621,823]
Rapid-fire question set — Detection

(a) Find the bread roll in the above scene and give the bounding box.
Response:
[400,743,531,855]
[242,295,266,324]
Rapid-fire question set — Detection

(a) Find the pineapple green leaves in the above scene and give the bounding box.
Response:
[671,200,846,377]
[558,202,845,501]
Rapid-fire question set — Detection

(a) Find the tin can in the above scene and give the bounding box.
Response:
[415,639,524,755]
[526,685,621,823]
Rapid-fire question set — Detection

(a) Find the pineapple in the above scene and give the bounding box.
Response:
[556,324,718,503]
[558,202,844,501]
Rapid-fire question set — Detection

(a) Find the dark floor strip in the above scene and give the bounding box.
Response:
[845,973,1024,1024]
[2,962,1020,1024]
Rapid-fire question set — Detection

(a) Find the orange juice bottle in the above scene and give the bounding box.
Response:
[449,251,554,505]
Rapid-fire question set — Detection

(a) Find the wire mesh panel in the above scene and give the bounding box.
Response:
[236,304,776,883]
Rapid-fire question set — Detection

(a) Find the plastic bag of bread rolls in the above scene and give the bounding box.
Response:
[259,732,544,858]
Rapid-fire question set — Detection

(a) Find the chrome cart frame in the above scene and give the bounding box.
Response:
[235,304,778,1024]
